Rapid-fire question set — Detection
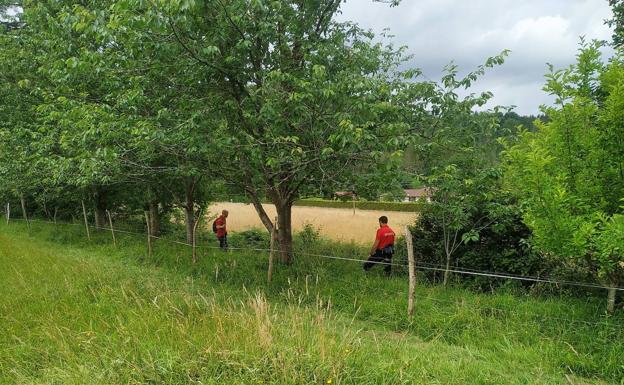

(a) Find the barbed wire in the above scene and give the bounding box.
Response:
[4,218,623,329]
[7,217,624,292]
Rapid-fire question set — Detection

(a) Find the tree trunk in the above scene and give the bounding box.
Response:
[94,207,106,231]
[276,202,293,264]
[149,200,160,237]
[247,189,274,233]
[42,200,50,220]
[607,284,617,314]
[93,191,107,231]
[443,252,451,286]
[20,193,29,227]
[246,188,292,263]
[184,188,195,244]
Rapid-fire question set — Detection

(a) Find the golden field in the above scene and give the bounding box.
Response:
[207,202,418,244]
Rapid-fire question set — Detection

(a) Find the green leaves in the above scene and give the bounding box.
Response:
[504,43,624,285]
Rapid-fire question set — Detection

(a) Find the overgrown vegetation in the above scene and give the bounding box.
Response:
[2,221,624,384]
[1,0,623,381]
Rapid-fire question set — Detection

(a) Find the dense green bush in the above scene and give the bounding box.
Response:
[293,199,420,212]
[228,229,270,249]
[409,196,550,291]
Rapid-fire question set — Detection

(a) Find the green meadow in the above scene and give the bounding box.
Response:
[1,221,622,385]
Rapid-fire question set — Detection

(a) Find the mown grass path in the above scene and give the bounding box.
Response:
[0,223,622,384]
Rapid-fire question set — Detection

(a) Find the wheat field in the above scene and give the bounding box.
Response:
[207,202,418,244]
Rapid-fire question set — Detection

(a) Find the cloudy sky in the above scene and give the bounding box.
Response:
[339,0,614,115]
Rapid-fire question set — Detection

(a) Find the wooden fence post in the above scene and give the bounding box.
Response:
[106,210,116,247]
[192,209,202,265]
[268,217,277,283]
[405,226,416,318]
[81,200,91,241]
[144,211,152,258]
[5,202,9,225]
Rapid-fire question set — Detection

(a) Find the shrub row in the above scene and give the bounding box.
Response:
[293,199,421,212]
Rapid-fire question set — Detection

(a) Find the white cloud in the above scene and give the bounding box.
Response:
[339,0,615,115]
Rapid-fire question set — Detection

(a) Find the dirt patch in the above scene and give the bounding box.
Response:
[208,202,418,244]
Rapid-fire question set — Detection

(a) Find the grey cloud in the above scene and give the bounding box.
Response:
[338,0,614,114]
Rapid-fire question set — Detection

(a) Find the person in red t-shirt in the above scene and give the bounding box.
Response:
[363,216,396,274]
[215,210,229,250]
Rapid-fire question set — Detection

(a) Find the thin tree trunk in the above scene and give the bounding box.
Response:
[93,189,107,231]
[192,209,202,265]
[42,200,50,220]
[149,200,160,237]
[184,207,194,244]
[184,187,195,244]
[443,252,451,286]
[247,189,274,233]
[276,202,293,264]
[94,196,105,232]
[53,208,58,224]
[5,202,9,225]
[607,282,617,314]
[20,194,29,229]
[145,211,152,258]
[94,207,106,231]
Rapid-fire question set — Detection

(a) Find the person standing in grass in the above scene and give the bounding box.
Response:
[363,216,395,274]
[214,210,229,250]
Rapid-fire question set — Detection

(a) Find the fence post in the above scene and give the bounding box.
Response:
[5,202,9,225]
[144,211,152,258]
[192,209,202,265]
[106,210,116,247]
[268,217,277,283]
[81,200,91,241]
[405,226,416,318]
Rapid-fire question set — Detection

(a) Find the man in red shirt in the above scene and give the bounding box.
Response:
[363,216,396,274]
[215,210,229,250]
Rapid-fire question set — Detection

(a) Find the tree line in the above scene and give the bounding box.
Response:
[0,0,622,310]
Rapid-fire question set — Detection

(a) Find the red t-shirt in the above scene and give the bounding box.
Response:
[215,216,227,237]
[376,225,395,250]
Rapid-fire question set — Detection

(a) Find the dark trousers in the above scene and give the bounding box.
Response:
[218,234,228,250]
[363,249,393,274]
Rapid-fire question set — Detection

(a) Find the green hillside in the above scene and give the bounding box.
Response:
[0,222,622,385]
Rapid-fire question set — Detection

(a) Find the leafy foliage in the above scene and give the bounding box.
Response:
[504,41,624,305]
[607,0,624,48]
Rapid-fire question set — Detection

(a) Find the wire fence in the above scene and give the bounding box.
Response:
[3,217,623,330]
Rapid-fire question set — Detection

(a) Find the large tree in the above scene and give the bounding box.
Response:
[504,41,624,312]
[128,0,411,262]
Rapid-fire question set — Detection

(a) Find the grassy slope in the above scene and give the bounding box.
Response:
[0,222,622,385]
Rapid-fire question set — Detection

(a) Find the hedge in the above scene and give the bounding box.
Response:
[293,199,421,212]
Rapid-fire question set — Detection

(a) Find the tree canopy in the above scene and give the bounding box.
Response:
[504,41,624,312]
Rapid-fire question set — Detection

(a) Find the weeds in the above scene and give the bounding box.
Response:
[1,221,623,384]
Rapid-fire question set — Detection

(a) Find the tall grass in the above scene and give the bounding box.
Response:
[1,220,622,384]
